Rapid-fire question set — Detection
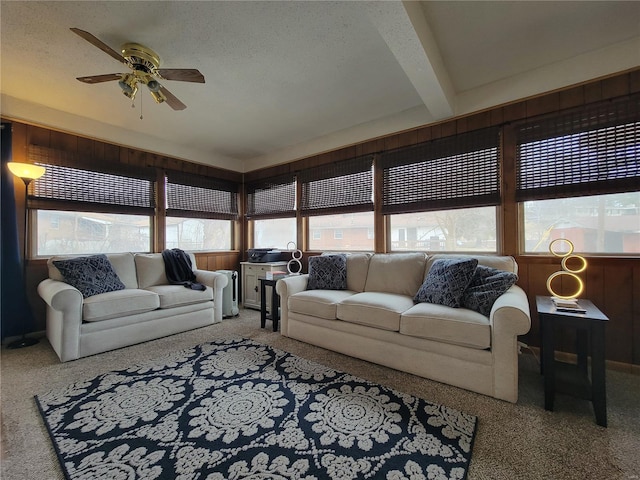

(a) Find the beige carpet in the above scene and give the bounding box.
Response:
[2,309,639,480]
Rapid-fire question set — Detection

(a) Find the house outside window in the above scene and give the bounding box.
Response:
[308,212,373,251]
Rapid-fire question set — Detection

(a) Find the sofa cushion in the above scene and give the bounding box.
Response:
[400,302,491,349]
[414,257,478,308]
[364,252,427,296]
[83,288,160,322]
[144,285,213,309]
[461,266,518,316]
[53,254,126,298]
[337,292,414,331]
[135,254,169,288]
[345,253,372,293]
[307,254,347,290]
[289,290,356,320]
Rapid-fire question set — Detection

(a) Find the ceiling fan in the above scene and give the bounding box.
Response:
[70,27,205,111]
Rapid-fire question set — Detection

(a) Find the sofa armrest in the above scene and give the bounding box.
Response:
[37,279,84,362]
[194,270,229,323]
[276,274,309,337]
[489,285,532,402]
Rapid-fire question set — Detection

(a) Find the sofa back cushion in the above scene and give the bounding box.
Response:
[364,252,427,296]
[346,253,372,292]
[48,252,138,289]
[427,254,518,275]
[135,252,198,288]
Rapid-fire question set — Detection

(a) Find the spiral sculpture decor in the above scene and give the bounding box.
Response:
[546,238,587,300]
[286,241,303,275]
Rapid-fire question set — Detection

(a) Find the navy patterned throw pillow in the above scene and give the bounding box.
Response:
[461,265,518,316]
[306,254,347,290]
[414,257,478,308]
[53,254,126,298]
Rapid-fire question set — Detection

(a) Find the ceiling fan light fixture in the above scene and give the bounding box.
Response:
[118,73,138,98]
[149,89,166,104]
[147,80,161,92]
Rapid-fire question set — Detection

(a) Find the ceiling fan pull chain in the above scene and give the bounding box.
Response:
[139,93,143,120]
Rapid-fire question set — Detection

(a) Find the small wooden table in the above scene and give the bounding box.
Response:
[259,278,280,332]
[536,296,609,427]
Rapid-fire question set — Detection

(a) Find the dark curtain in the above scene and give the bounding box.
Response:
[1,122,36,339]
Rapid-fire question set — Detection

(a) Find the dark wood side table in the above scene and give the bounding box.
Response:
[259,278,280,332]
[536,296,609,427]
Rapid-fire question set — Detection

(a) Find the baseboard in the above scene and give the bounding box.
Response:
[526,345,639,375]
[2,330,45,347]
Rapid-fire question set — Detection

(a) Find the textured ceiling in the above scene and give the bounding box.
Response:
[1,1,639,173]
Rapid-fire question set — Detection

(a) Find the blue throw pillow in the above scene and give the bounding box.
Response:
[414,257,478,308]
[53,254,126,298]
[462,265,518,316]
[306,254,347,290]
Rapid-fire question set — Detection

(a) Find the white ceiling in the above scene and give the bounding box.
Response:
[1,1,639,173]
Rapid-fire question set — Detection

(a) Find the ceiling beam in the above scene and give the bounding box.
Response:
[367,1,455,119]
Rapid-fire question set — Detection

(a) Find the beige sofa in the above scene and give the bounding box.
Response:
[276,252,531,403]
[37,252,228,362]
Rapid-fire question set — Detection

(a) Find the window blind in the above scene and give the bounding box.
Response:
[246,173,296,219]
[299,155,374,216]
[28,145,155,214]
[380,127,500,214]
[516,95,640,201]
[166,170,239,220]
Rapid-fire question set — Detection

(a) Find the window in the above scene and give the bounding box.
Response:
[389,207,497,252]
[254,218,297,249]
[308,212,374,251]
[165,171,238,251]
[381,128,500,252]
[246,174,297,249]
[29,145,155,255]
[516,96,640,254]
[381,128,500,214]
[166,217,231,251]
[36,210,150,255]
[300,156,374,251]
[299,155,374,216]
[523,193,640,254]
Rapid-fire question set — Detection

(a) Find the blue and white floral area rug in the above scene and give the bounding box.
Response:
[35,337,477,480]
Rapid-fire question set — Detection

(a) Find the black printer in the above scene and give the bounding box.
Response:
[247,248,286,263]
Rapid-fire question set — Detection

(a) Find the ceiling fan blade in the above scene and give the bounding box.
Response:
[70,28,127,65]
[76,73,123,84]
[159,86,187,110]
[157,69,205,83]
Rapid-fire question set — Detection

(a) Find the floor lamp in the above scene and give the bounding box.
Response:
[6,162,46,349]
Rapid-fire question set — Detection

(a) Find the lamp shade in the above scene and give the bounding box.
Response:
[7,162,46,181]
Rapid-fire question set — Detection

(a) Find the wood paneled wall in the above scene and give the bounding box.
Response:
[245,68,640,368]
[5,67,640,368]
[4,119,243,333]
